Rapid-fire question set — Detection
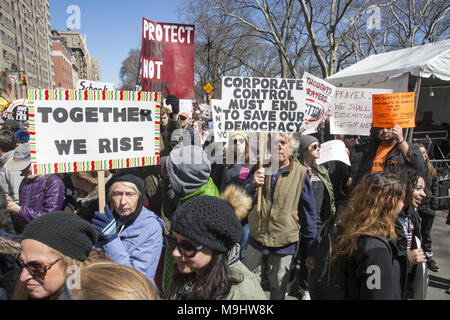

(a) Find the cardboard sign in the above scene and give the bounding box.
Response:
[141,18,195,100]
[221,76,312,133]
[28,89,161,175]
[331,88,393,136]
[316,140,351,166]
[4,98,28,122]
[211,99,227,143]
[303,72,336,132]
[76,80,115,91]
[372,92,415,128]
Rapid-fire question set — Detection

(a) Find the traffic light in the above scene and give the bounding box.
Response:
[21,75,27,86]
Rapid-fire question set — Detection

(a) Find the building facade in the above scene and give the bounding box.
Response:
[0,0,54,99]
[51,30,75,89]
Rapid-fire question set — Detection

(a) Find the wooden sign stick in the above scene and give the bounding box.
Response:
[257,132,264,231]
[97,170,106,213]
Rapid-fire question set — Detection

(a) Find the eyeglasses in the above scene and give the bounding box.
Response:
[166,234,204,258]
[345,136,358,139]
[179,116,187,121]
[310,143,321,151]
[16,256,62,280]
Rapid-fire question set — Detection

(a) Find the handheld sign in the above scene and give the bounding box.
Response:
[302,72,336,132]
[28,89,161,175]
[221,76,307,133]
[330,88,393,136]
[211,99,227,143]
[316,140,351,166]
[141,18,195,99]
[372,92,415,128]
[76,80,115,91]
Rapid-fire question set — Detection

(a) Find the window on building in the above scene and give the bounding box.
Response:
[1,31,5,43]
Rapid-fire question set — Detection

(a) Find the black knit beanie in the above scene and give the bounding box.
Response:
[171,196,242,253]
[22,211,97,261]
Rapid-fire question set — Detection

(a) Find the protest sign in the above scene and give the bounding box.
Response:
[4,98,29,122]
[28,89,160,175]
[76,80,115,91]
[211,99,227,143]
[303,72,336,131]
[372,92,416,128]
[330,88,393,136]
[221,76,312,133]
[316,140,351,166]
[141,18,195,99]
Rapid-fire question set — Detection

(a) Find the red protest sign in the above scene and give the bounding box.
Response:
[141,18,195,99]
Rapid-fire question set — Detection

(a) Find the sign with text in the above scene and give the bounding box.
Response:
[28,89,161,175]
[316,140,351,166]
[211,99,227,143]
[141,18,194,100]
[330,88,393,136]
[221,76,313,133]
[372,92,415,128]
[303,72,336,131]
[76,80,115,91]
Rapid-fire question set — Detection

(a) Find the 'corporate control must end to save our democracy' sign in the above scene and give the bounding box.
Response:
[221,75,333,133]
[28,89,161,175]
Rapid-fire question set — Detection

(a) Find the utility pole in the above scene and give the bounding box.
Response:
[204,36,213,103]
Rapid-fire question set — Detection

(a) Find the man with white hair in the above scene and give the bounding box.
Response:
[242,133,317,300]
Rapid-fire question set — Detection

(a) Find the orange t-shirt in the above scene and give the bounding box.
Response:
[372,145,396,172]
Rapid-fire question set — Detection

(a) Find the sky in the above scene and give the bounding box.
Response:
[49,0,184,88]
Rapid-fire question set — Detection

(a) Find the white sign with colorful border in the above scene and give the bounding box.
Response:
[28,89,161,175]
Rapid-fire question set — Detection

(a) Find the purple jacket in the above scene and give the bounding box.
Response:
[19,174,66,222]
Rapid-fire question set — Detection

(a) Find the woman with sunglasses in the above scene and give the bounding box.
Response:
[296,134,336,299]
[166,187,266,300]
[215,132,255,259]
[12,211,97,300]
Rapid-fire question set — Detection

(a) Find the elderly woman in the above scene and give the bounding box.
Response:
[12,211,97,300]
[92,172,164,281]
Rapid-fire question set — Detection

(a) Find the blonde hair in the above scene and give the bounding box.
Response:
[71,261,160,300]
[333,171,405,262]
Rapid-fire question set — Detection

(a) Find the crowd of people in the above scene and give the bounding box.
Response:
[0,93,448,301]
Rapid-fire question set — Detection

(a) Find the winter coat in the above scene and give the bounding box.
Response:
[18,175,66,222]
[0,151,24,204]
[316,164,336,225]
[352,141,426,186]
[346,235,408,300]
[103,206,165,281]
[226,260,267,300]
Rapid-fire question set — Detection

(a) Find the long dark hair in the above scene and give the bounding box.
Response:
[170,251,242,300]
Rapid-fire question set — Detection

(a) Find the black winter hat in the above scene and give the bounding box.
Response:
[171,196,242,253]
[22,211,97,261]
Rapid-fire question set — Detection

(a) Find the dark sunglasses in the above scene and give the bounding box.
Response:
[345,135,358,139]
[179,116,187,121]
[16,256,62,280]
[166,234,203,258]
[310,143,321,151]
[233,138,245,144]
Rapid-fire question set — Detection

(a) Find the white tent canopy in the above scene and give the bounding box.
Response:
[327,39,450,91]
[326,40,450,126]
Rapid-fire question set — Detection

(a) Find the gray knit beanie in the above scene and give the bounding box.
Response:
[166,145,211,197]
[299,135,319,152]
